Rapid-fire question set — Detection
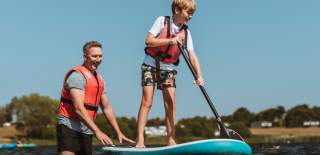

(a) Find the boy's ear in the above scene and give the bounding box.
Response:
[174,7,180,15]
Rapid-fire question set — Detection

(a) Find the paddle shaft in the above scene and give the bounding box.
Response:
[178,45,230,138]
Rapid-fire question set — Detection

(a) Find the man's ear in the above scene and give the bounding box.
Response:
[83,54,87,61]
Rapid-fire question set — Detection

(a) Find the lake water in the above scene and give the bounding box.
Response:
[0,143,319,155]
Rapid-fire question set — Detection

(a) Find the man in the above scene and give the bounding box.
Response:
[57,41,134,155]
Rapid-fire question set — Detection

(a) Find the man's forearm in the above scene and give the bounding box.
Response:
[74,106,101,133]
[102,108,122,135]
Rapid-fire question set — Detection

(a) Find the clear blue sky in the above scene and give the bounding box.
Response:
[1,0,319,119]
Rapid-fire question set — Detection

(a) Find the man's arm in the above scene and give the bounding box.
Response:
[100,94,135,144]
[70,88,113,145]
[187,49,204,86]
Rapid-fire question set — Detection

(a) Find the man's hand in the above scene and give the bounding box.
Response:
[117,132,135,144]
[95,130,113,145]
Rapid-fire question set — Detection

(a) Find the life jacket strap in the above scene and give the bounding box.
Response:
[60,98,99,112]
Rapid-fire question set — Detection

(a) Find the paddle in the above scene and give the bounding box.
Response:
[178,44,245,141]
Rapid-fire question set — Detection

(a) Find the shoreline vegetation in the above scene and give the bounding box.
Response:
[1,94,319,147]
[1,126,320,146]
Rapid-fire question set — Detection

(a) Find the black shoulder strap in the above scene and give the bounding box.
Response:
[181,24,188,50]
[164,16,171,38]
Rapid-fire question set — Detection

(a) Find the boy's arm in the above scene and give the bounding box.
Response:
[100,94,135,144]
[187,49,204,86]
[145,33,183,47]
[70,88,113,145]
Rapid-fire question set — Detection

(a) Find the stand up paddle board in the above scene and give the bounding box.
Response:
[0,143,37,149]
[101,139,252,155]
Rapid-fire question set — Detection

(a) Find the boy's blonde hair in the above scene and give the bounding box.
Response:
[171,0,196,15]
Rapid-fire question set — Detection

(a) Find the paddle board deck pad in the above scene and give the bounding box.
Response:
[101,139,252,155]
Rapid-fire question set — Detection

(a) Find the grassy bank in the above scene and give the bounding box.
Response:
[248,127,320,144]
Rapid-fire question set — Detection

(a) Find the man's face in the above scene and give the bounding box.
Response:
[84,47,103,71]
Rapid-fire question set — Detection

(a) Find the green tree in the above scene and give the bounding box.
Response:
[147,117,165,127]
[176,116,216,138]
[6,93,58,139]
[285,104,316,127]
[117,117,136,139]
[312,106,320,120]
[232,107,254,126]
[0,107,8,125]
[254,106,285,126]
[229,122,251,138]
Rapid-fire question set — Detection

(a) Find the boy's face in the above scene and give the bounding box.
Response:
[83,47,103,71]
[175,8,194,24]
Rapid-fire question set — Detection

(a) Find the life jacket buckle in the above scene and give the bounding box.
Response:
[156,51,171,61]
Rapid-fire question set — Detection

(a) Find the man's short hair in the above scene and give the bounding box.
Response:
[83,41,102,55]
[171,0,196,15]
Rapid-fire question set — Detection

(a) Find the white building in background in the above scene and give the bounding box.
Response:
[145,126,167,136]
[2,122,11,127]
[11,109,17,123]
[250,121,272,128]
[303,121,320,127]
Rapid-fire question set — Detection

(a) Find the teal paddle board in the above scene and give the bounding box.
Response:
[101,139,252,155]
[0,143,37,149]
[0,143,16,149]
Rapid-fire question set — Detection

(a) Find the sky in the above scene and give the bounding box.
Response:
[0,0,319,119]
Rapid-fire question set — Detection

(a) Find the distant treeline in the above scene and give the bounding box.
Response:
[0,93,319,140]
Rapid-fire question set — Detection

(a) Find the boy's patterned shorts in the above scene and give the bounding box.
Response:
[141,64,177,88]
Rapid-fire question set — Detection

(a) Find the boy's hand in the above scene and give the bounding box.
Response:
[169,36,183,45]
[193,76,204,86]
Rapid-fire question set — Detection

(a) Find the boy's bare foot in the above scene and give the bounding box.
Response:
[135,138,146,148]
[167,138,177,146]
[135,143,146,148]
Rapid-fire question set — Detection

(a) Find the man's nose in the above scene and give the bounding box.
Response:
[96,57,102,62]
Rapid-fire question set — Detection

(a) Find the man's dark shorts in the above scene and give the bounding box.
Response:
[57,124,93,155]
[141,63,177,88]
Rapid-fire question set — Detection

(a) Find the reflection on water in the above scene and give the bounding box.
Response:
[253,143,320,155]
[0,144,319,155]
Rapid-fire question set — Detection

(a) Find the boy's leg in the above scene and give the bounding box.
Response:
[161,70,177,146]
[136,64,157,148]
[162,87,177,146]
[136,86,155,148]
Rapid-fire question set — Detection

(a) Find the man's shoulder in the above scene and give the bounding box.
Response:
[68,71,84,79]
[66,71,86,85]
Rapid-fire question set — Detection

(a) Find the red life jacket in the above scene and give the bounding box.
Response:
[58,66,105,121]
[145,16,188,65]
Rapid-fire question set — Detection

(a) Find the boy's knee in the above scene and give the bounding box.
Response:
[164,98,176,106]
[141,101,152,109]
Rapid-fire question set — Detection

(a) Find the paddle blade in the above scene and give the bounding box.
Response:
[227,129,245,141]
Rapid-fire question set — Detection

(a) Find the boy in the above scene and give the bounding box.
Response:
[136,0,204,148]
